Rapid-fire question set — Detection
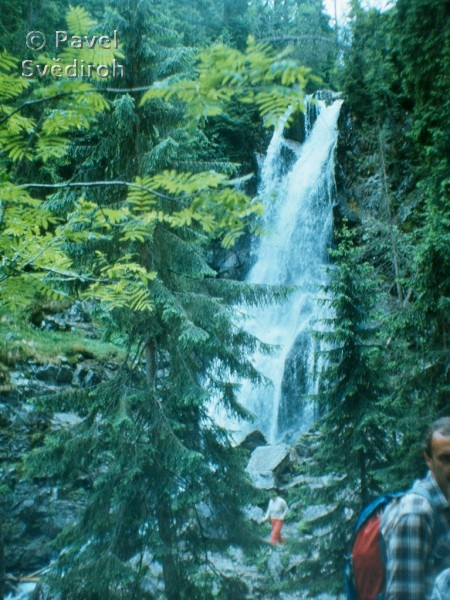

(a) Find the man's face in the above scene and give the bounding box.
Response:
[425,432,450,501]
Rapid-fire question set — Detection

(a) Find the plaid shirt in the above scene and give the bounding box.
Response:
[431,568,450,600]
[381,472,450,600]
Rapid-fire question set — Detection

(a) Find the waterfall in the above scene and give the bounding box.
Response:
[5,583,37,600]
[238,95,343,443]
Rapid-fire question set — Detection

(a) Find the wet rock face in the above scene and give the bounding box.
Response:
[1,386,110,578]
[10,360,104,394]
[34,364,74,385]
[6,485,80,574]
[277,332,318,441]
[0,303,118,580]
[0,389,88,577]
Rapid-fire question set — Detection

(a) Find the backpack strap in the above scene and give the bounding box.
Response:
[355,494,401,532]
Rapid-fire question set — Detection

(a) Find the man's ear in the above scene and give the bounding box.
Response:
[424,451,433,470]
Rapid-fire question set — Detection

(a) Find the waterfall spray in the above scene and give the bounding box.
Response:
[240,96,343,443]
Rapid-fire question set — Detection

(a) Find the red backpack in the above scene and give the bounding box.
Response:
[345,486,434,600]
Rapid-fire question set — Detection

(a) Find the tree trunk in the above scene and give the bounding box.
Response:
[145,332,181,599]
[359,448,368,507]
[145,333,156,390]
[378,125,403,303]
[156,497,181,600]
[0,514,4,600]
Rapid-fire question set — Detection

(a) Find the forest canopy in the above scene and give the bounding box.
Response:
[0,0,449,598]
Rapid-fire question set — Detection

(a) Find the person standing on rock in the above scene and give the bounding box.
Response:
[261,488,288,545]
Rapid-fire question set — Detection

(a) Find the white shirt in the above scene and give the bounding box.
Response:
[265,496,288,520]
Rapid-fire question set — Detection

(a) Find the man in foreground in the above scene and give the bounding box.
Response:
[381,416,450,599]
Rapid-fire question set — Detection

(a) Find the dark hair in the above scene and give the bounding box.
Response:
[423,417,450,457]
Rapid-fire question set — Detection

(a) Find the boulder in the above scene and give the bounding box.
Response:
[238,430,267,451]
[34,365,74,385]
[246,443,297,489]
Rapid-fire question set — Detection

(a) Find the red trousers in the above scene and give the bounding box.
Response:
[270,519,285,545]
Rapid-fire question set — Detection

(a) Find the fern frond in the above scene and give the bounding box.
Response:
[150,170,226,195]
[0,112,35,135]
[57,45,124,76]
[66,5,97,34]
[140,36,313,128]
[119,223,153,243]
[0,276,42,310]
[86,280,154,313]
[0,51,28,103]
[0,133,33,162]
[126,177,158,210]
[99,259,155,286]
[36,134,70,161]
[32,81,110,114]
[41,110,90,134]
[0,50,18,72]
[0,183,34,204]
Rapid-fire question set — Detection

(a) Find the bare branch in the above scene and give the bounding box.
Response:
[259,35,339,46]
[18,180,176,202]
[0,86,153,126]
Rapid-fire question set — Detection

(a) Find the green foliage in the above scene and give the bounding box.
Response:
[7,1,447,597]
[0,4,127,311]
[0,5,116,165]
[141,36,319,127]
[0,51,29,100]
[0,183,73,310]
[65,4,97,32]
[292,223,389,595]
[0,3,318,597]
[339,5,396,122]
[247,0,336,81]
[166,0,251,49]
[0,311,123,369]
[320,5,450,590]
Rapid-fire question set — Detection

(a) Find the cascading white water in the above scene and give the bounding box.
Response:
[5,583,36,600]
[238,96,343,443]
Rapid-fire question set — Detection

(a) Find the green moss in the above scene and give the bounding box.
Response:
[0,314,125,368]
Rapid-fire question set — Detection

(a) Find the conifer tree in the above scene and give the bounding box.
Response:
[0,4,320,598]
[369,0,450,480]
[292,223,388,596]
[338,0,449,487]
[248,0,336,80]
[339,2,396,123]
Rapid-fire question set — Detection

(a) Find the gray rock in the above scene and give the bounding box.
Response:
[267,549,284,582]
[34,365,73,385]
[51,412,83,429]
[239,429,268,451]
[246,443,297,489]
